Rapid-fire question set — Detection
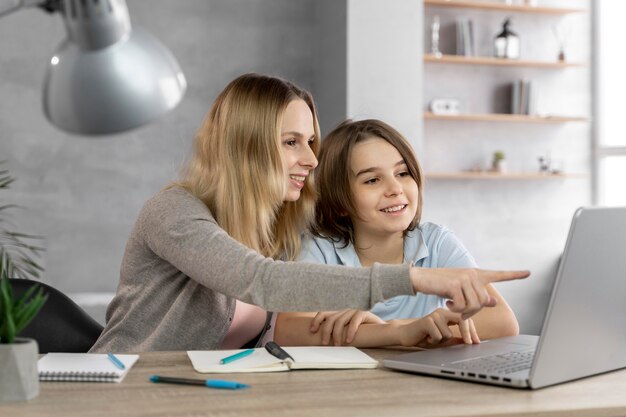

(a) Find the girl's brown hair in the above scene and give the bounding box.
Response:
[177,73,320,260]
[313,119,423,246]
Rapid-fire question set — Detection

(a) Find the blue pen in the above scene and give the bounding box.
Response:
[219,348,255,364]
[107,353,126,370]
[149,375,249,390]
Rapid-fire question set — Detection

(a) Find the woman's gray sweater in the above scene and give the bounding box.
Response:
[90,186,413,352]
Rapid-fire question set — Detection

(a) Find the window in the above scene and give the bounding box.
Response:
[594,1,626,205]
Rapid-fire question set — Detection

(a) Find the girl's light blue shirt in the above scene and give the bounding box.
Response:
[297,222,477,320]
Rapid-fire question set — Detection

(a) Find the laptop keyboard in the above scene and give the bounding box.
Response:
[456,350,535,375]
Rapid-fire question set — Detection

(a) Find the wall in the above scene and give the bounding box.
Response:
[421,0,592,333]
[1,0,593,334]
[0,0,317,321]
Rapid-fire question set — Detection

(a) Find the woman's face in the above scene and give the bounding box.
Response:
[349,137,419,240]
[280,99,318,202]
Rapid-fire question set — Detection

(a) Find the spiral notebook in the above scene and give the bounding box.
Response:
[38,353,139,383]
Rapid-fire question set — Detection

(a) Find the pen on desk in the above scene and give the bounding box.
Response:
[149,375,250,390]
[265,341,294,362]
[219,348,255,364]
[107,353,126,370]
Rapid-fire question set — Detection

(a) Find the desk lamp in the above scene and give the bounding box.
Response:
[0,0,187,135]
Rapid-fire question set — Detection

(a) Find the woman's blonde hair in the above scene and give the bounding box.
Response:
[178,73,320,260]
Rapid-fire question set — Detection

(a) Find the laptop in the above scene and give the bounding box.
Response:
[383,206,626,389]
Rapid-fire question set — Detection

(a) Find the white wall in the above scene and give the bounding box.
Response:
[422,0,592,333]
[346,0,423,154]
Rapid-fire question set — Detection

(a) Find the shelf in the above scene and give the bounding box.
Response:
[424,112,588,123]
[426,172,586,180]
[423,0,584,15]
[424,54,584,68]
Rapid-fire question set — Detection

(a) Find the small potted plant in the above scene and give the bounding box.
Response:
[492,150,507,173]
[0,163,47,402]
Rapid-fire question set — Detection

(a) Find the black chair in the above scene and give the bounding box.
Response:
[10,278,104,353]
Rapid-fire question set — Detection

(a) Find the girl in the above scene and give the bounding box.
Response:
[90,76,527,353]
[275,119,519,347]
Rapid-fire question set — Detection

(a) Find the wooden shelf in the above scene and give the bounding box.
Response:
[426,172,586,180]
[424,0,584,15]
[424,112,588,123]
[424,54,584,68]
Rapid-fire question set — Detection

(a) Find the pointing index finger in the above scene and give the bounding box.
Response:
[481,270,530,283]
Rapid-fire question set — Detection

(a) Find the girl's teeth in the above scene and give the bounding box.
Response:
[290,175,305,181]
[382,205,405,213]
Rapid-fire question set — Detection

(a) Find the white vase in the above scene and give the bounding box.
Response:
[493,159,508,173]
[0,338,39,402]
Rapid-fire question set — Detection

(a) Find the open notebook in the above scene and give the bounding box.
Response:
[38,353,139,383]
[188,346,378,373]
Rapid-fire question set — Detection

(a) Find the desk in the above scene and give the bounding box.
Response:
[2,349,626,417]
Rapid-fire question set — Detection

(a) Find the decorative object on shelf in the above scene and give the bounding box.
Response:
[492,151,508,173]
[551,23,570,62]
[429,98,461,115]
[431,15,443,58]
[456,18,475,56]
[538,154,552,173]
[538,154,564,175]
[510,79,534,115]
[494,18,520,59]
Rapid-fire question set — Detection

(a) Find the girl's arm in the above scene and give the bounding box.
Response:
[453,284,519,339]
[275,309,473,348]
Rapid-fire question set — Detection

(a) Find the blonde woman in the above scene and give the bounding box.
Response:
[90,74,529,353]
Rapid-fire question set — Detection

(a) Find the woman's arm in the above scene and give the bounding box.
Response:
[142,188,528,315]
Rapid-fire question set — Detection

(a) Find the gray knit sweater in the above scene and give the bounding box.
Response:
[90,186,413,352]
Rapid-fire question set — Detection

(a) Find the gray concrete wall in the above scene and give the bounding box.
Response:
[1,0,317,322]
[1,0,593,334]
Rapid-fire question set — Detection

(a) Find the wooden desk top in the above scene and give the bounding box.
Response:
[2,349,626,417]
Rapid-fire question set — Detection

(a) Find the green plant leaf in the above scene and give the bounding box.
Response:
[0,278,17,343]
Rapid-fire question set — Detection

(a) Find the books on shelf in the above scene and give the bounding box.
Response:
[456,18,475,56]
[187,346,378,374]
[38,353,139,383]
[511,79,534,115]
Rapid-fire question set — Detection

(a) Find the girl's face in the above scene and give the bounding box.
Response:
[349,137,419,240]
[280,99,318,202]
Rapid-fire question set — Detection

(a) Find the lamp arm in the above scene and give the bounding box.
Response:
[0,0,57,18]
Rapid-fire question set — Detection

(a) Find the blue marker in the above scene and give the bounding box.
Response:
[107,353,126,370]
[219,348,255,365]
[149,375,250,390]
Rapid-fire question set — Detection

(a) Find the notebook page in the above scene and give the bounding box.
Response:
[38,353,139,383]
[286,346,378,369]
[187,349,289,373]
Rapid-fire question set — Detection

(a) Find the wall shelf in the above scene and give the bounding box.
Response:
[424,112,588,123]
[424,54,584,68]
[423,0,584,15]
[426,172,587,180]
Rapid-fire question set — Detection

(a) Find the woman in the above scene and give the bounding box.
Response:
[275,120,519,348]
[90,74,528,352]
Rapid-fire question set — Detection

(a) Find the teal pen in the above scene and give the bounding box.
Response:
[107,353,126,370]
[149,375,249,390]
[219,348,255,364]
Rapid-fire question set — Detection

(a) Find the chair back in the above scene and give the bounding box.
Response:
[10,278,104,353]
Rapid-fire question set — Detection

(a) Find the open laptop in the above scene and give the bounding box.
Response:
[383,206,626,389]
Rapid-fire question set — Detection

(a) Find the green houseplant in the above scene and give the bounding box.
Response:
[492,150,507,173]
[0,163,47,402]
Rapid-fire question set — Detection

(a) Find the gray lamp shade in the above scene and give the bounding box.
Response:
[43,27,187,135]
